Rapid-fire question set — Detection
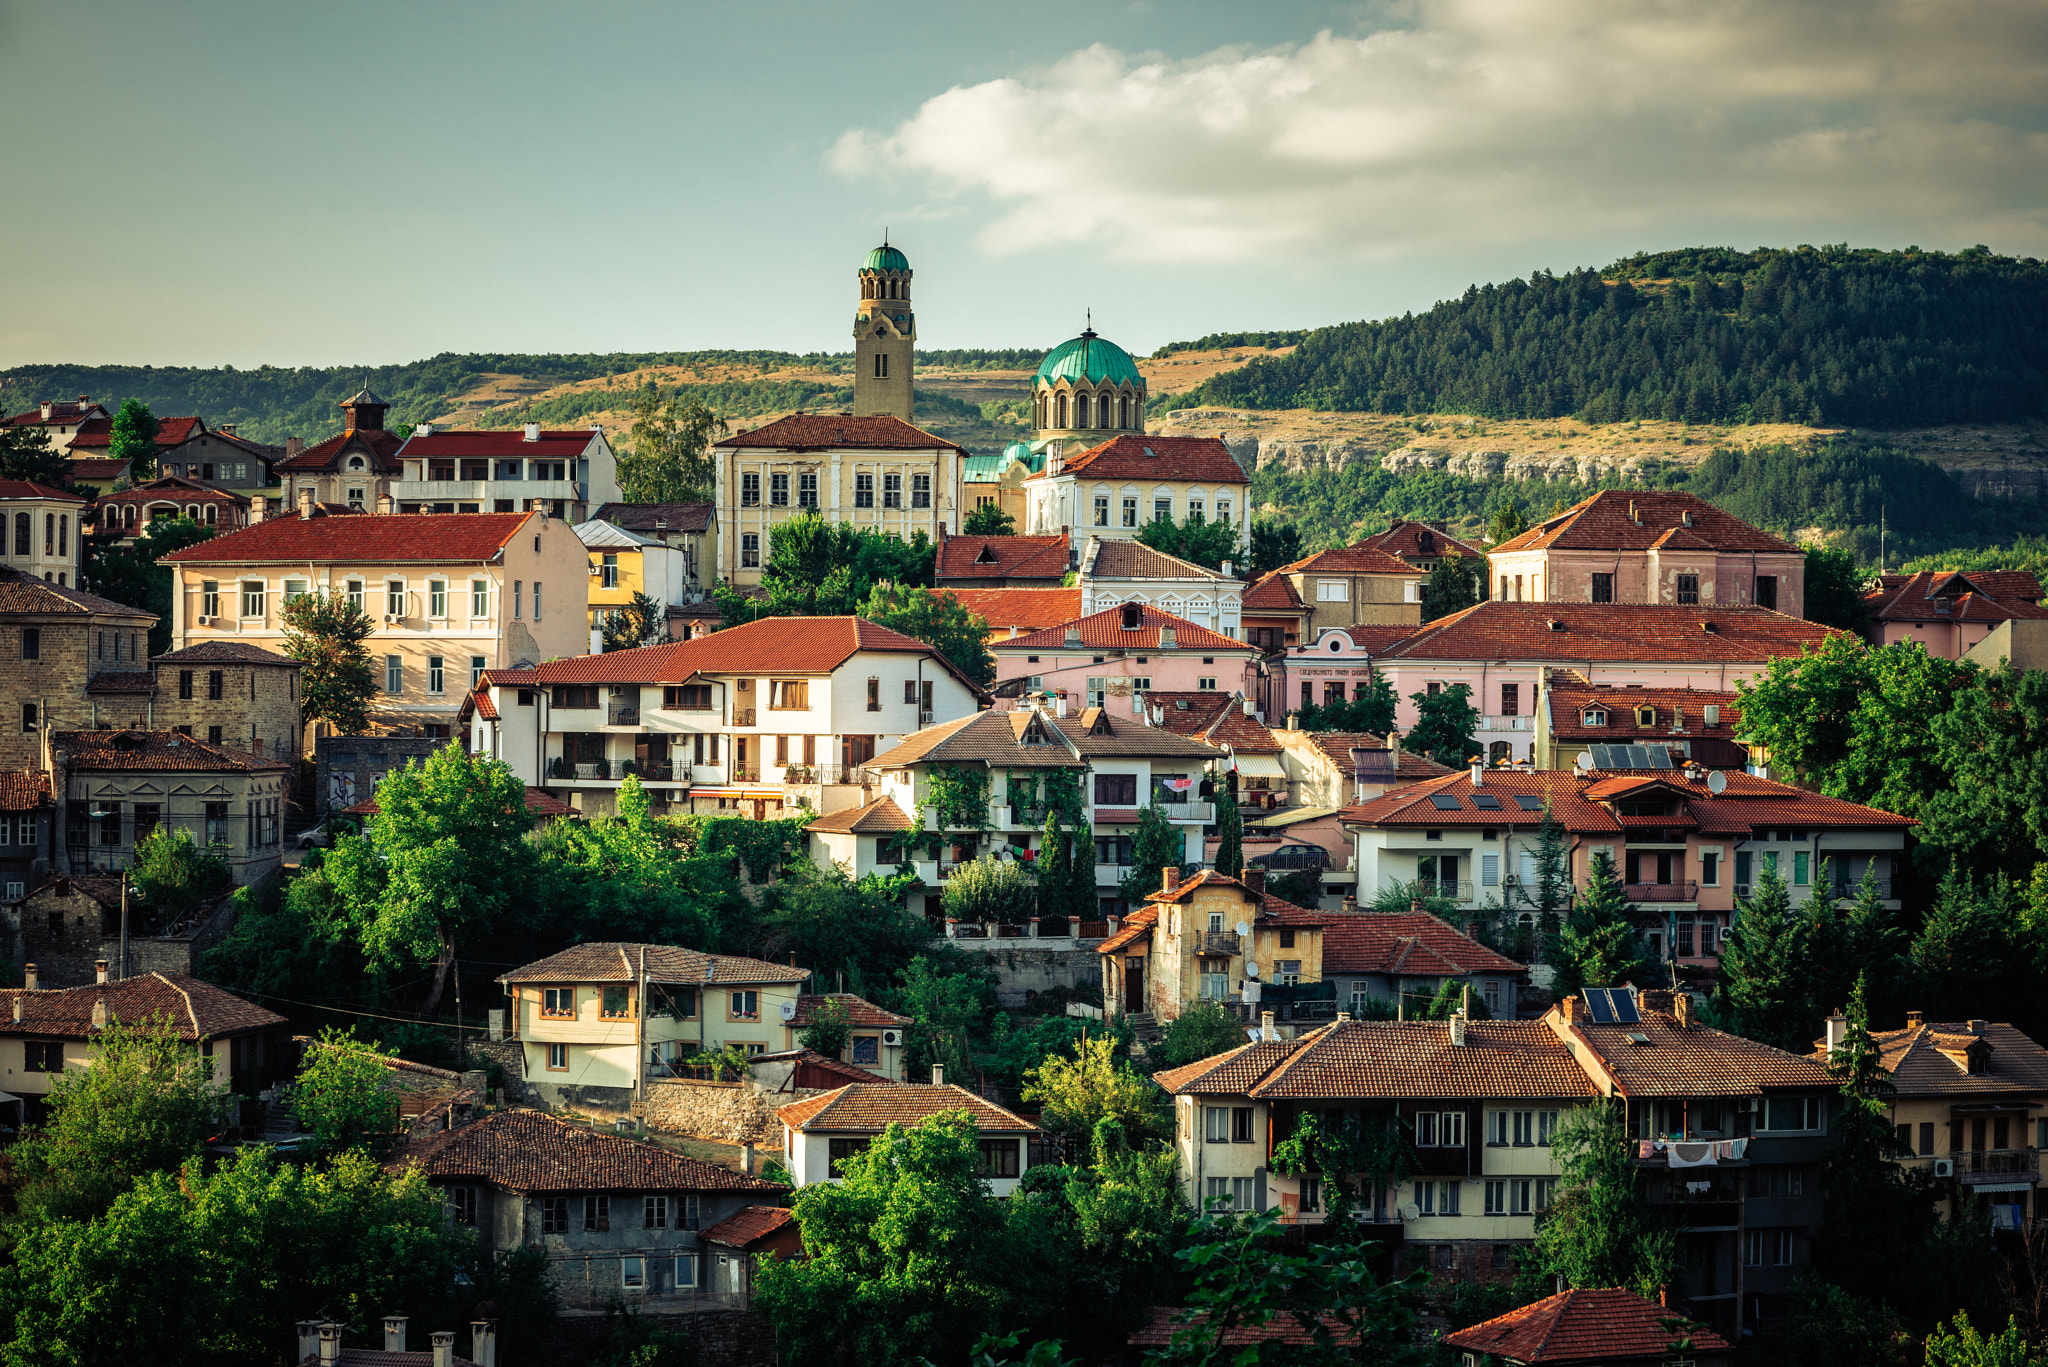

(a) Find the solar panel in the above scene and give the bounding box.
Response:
[1611,990,1642,1025]
[1514,795,1545,811]
[1583,988,1617,1024]
[1470,793,1501,810]
[1648,747,1674,769]
[1589,744,1625,768]
[1429,792,1463,810]
[1623,745,1651,768]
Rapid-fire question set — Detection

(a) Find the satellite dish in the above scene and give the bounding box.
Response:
[1244,961,1260,979]
[1575,751,1594,771]
[778,1002,797,1021]
[1707,770,1728,794]
[1400,1202,1422,1222]
[1235,921,1251,937]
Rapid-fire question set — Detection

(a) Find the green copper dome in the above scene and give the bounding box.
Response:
[864,244,910,272]
[1036,330,1143,388]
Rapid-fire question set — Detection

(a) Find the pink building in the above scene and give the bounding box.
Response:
[990,603,1261,713]
[1487,490,1806,616]
[1370,602,1840,766]
[1862,570,2048,659]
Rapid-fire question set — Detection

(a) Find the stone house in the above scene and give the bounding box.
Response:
[0,965,290,1125]
[1267,544,1426,637]
[12,873,242,989]
[143,641,305,758]
[386,1108,785,1309]
[1098,868,1331,1027]
[51,730,291,885]
[1023,434,1250,550]
[2,571,156,772]
[1487,490,1806,614]
[1,480,89,588]
[776,1074,1039,1193]
[0,771,53,905]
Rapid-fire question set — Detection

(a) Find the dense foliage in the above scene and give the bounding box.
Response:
[281,588,379,735]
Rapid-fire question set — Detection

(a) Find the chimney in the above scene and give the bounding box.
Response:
[299,487,315,519]
[1969,1019,1988,1035]
[1470,760,1484,787]
[384,1317,408,1353]
[1450,1012,1467,1046]
[1221,559,1234,578]
[217,423,237,437]
[250,495,267,525]
[742,1142,756,1175]
[285,436,303,459]
[414,423,435,438]
[432,1332,456,1367]
[318,1323,343,1366]
[1008,625,1019,639]
[471,1321,498,1367]
[297,1322,321,1363]
[1681,510,1693,527]
[11,999,19,1024]
[931,1063,946,1087]
[1461,983,1471,1017]
[39,401,54,421]
[1560,993,1578,1025]
[1410,897,1424,916]
[1907,1009,1924,1028]
[1630,499,1640,524]
[1287,713,1299,730]
[1163,867,1180,894]
[1824,1012,1846,1052]
[22,964,35,991]
[95,959,108,984]
[1160,627,1177,650]
[1241,867,1265,896]
[91,996,107,1028]
[1675,993,1694,1029]
[1260,1011,1277,1043]
[523,423,542,443]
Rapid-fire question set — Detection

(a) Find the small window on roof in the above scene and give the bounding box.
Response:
[1583,708,1608,727]
[1471,793,1501,810]
[1513,795,1545,811]
[1429,793,1462,810]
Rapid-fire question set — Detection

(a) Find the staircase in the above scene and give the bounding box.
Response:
[1127,1012,1164,1046]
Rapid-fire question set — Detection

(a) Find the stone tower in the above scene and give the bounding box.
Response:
[853,239,915,422]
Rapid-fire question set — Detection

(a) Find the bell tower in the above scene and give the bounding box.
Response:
[853,237,915,422]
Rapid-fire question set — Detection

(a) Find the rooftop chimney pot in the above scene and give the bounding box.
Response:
[930,1063,945,1087]
[1450,1011,1468,1046]
[1907,1010,1924,1027]
[1824,1013,1846,1052]
[318,1323,343,1366]
[297,1322,321,1364]
[523,423,542,442]
[384,1317,409,1353]
[1969,1019,1988,1035]
[22,964,35,991]
[1260,1011,1277,1042]
[1163,867,1180,894]
[91,996,107,1028]
[432,1331,456,1367]
[471,1321,498,1367]
[95,959,108,984]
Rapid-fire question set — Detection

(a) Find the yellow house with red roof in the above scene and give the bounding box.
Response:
[1099,867,1329,1026]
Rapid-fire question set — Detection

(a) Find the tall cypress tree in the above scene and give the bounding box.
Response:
[1038,812,1068,922]
[1068,821,1098,922]
[1121,805,1184,910]
[1710,869,1806,1050]
[1214,784,1243,878]
[1551,849,1642,996]
[1911,861,2017,1023]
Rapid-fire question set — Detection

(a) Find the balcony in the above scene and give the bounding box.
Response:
[1824,877,1894,899]
[1159,800,1215,823]
[390,478,586,505]
[1417,878,1475,902]
[607,703,641,727]
[1198,931,1240,955]
[1477,715,1531,732]
[733,708,756,727]
[1626,881,1700,902]
[1957,1148,2041,1184]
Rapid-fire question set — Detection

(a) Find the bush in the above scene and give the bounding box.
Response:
[1157,999,1252,1068]
[943,857,1036,926]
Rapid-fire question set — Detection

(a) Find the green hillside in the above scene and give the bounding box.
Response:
[1192,244,2048,427]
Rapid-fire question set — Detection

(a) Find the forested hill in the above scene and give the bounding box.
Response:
[1191,245,2048,428]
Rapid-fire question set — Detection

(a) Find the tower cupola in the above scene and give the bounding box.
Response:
[853,235,915,421]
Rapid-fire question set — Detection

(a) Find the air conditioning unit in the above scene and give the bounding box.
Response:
[385,614,402,624]
[882,1029,904,1047]
[197,615,213,626]
[1933,1158,1955,1178]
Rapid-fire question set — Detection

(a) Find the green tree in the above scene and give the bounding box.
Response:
[1157,999,1251,1068]
[1022,1036,1167,1147]
[281,587,378,737]
[128,826,232,931]
[943,856,1036,927]
[1921,663,2048,876]
[11,1015,225,1220]
[1912,864,2019,1022]
[1528,1099,1677,1300]
[1710,869,1808,1051]
[325,746,535,1013]
[1923,1314,2048,1367]
[286,1028,400,1157]
[0,422,78,487]
[962,504,1016,536]
[1120,803,1185,910]
[1550,849,1642,996]
[763,862,938,999]
[601,590,664,653]
[1485,502,1529,549]
[1037,812,1069,922]
[860,581,995,688]
[1214,785,1243,878]
[1247,520,1302,579]
[82,516,215,655]
[1404,683,1478,766]
[1804,543,1870,632]
[1420,556,1481,621]
[109,398,160,478]
[1136,513,1242,572]
[618,383,726,502]
[1268,1111,1416,1228]
[896,955,994,1084]
[799,995,854,1059]
[1068,820,1098,922]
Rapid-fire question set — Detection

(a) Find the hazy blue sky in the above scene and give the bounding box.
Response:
[4,0,2043,368]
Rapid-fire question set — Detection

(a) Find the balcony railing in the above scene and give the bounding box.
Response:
[733,766,759,782]
[733,708,756,727]
[607,704,640,726]
[1824,877,1894,899]
[1477,715,1532,731]
[1198,931,1240,955]
[624,763,675,781]
[1626,881,1700,902]
[1159,800,1215,823]
[1958,1148,2041,1183]
[1418,878,1475,901]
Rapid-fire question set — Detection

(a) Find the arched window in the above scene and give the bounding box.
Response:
[348,456,364,471]
[123,504,136,528]
[1119,394,1130,428]
[205,504,217,525]
[1489,741,1512,766]
[1076,393,1090,428]
[1056,393,1068,428]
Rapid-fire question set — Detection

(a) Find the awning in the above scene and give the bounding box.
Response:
[1248,806,1339,830]
[1973,1182,2038,1193]
[1232,755,1288,778]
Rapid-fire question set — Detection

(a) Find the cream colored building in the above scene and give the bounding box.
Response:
[1099,869,1326,1025]
[1,397,111,455]
[1025,434,1251,550]
[711,414,963,587]
[160,505,588,740]
[854,241,915,422]
[1,480,88,588]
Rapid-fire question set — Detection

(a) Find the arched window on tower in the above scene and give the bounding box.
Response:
[1057,393,1068,429]
[1119,394,1130,429]
[1076,393,1090,429]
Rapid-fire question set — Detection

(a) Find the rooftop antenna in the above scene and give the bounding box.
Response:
[1085,307,1094,337]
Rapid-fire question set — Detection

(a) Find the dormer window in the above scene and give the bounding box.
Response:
[975,544,999,564]
[1635,706,1657,728]
[347,456,364,470]
[1583,708,1608,727]
[1121,604,1142,631]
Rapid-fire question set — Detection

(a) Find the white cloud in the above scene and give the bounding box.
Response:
[831,0,2048,263]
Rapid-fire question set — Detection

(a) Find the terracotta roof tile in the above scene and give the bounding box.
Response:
[498,942,808,986]
[1319,912,1526,976]
[1445,1288,1732,1362]
[5,400,105,427]
[1145,692,1280,752]
[1564,1003,1832,1096]
[716,413,962,454]
[789,993,911,1028]
[398,429,600,459]
[699,1204,797,1249]
[469,688,499,720]
[1083,539,1238,582]
[1546,683,1742,740]
[1352,520,1486,565]
[775,1082,1037,1134]
[937,533,1070,581]
[85,671,156,695]
[1842,1021,2048,1096]
[1376,601,1839,664]
[751,1047,893,1086]
[1153,1038,1308,1095]
[0,772,51,812]
[942,588,1084,636]
[151,641,301,667]
[803,794,915,834]
[868,707,1217,771]
[1493,490,1798,555]
[1276,545,1418,577]
[995,602,1252,653]
[1094,906,1157,955]
[388,1109,786,1194]
[1240,572,1303,611]
[1864,570,2048,624]
[276,428,405,473]
[161,511,533,565]
[66,458,132,483]
[54,730,290,773]
[0,479,87,503]
[0,568,156,619]
[530,616,980,695]
[1306,732,1454,780]
[0,971,284,1041]
[1247,1020,1600,1099]
[595,502,714,534]
[1027,434,1247,484]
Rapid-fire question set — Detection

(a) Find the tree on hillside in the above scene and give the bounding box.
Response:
[281,588,378,737]
[963,504,1016,536]
[1068,820,1098,921]
[1421,557,1481,621]
[1247,519,1302,578]
[1214,784,1243,878]
[1549,849,1643,995]
[1404,683,1478,766]
[601,590,664,652]
[1911,864,2019,1023]
[109,399,160,479]
[1529,1100,1677,1300]
[1022,1036,1166,1148]
[1136,513,1242,572]
[942,856,1035,927]
[1158,999,1252,1069]
[0,423,77,487]
[129,827,233,931]
[1710,869,1808,1051]
[618,383,726,502]
[1920,663,2048,877]
[1295,673,1398,734]
[1037,812,1070,922]
[1485,501,1529,548]
[859,581,994,687]
[1804,544,1869,633]
[717,513,938,624]
[83,516,215,654]
[285,1028,400,1157]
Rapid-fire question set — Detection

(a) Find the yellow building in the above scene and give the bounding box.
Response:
[576,517,700,643]
[1268,544,1425,633]
[854,241,915,422]
[1099,869,1325,1026]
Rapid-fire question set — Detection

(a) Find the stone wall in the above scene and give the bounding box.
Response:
[150,658,302,761]
[463,1037,529,1103]
[942,940,1105,1007]
[1,611,153,773]
[315,735,439,817]
[640,1076,833,1147]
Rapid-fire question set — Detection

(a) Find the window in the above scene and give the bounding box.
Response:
[542,986,575,1018]
[1500,683,1519,716]
[1745,1229,1795,1266]
[385,656,403,694]
[513,581,523,618]
[1590,572,1614,603]
[600,553,620,589]
[741,472,761,507]
[99,802,121,846]
[828,1137,870,1177]
[1153,496,1172,523]
[283,577,309,606]
[643,1195,668,1229]
[770,472,789,507]
[17,627,40,662]
[977,1139,1021,1178]
[240,580,266,618]
[553,685,599,708]
[1094,773,1138,805]
[1762,1096,1823,1132]
[1232,1107,1253,1143]
[601,986,634,1019]
[1748,1166,1806,1198]
[201,668,223,701]
[1511,1179,1534,1215]
[729,990,759,1020]
[535,1195,569,1233]
[1701,852,1720,886]
[1484,1181,1506,1216]
[23,1041,64,1073]
[11,512,25,556]
[470,655,488,688]
[1735,850,1753,888]
[855,473,875,508]
[428,657,445,695]
[1204,1107,1230,1143]
[204,802,227,847]
[450,1187,478,1226]
[673,1253,700,1289]
[769,680,809,710]
[208,725,223,744]
[741,532,761,568]
[1675,573,1699,605]
[1093,495,1110,526]
[1216,497,1232,527]
[1316,579,1347,602]
[1198,676,1217,690]
[1416,1112,1439,1147]
[882,472,902,509]
[1537,1109,1558,1145]
[1188,497,1205,524]
[533,582,542,618]
[799,472,818,507]
[874,351,889,378]
[1512,1110,1534,1146]
[912,473,931,509]
[545,1042,568,1070]
[1793,850,1810,886]
[850,1034,880,1064]
[1755,575,1778,610]
[664,684,713,710]
[1122,496,1138,528]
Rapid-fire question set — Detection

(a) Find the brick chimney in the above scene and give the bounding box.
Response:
[298,487,315,519]
[1560,993,1578,1025]
[285,436,303,459]
[1676,993,1695,1029]
[1163,867,1180,894]
[250,495,267,525]
[22,963,35,991]
[1241,867,1265,896]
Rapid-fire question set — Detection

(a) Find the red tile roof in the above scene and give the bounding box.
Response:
[66,457,132,483]
[0,479,86,503]
[1561,999,1833,1096]
[152,641,301,667]
[500,942,806,986]
[1029,434,1247,484]
[595,502,714,534]
[1864,570,2048,624]
[0,971,284,1041]
[53,730,290,773]
[1545,683,1743,740]
[0,569,155,618]
[716,413,962,454]
[803,794,915,834]
[1082,539,1238,582]
[5,400,105,427]
[1838,1020,2048,1096]
[276,428,405,473]
[1445,1288,1732,1362]
[388,1109,786,1194]
[1276,545,1419,577]
[699,1204,797,1249]
[1493,491,1798,556]
[1353,520,1486,564]
[1319,912,1526,976]
[776,1082,1037,1134]
[943,588,1083,636]
[1303,732,1455,781]
[531,616,981,695]
[938,532,1069,581]
[995,602,1251,653]
[0,772,51,812]
[1152,1038,1309,1095]
[1146,692,1280,753]
[1374,601,1840,664]
[96,476,246,508]
[1246,1019,1601,1100]
[398,429,601,459]
[1127,1306,1367,1350]
[161,511,533,565]
[1240,571,1303,612]
[789,993,911,1028]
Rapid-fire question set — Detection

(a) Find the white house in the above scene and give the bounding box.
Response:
[775,1073,1039,1194]
[461,615,986,820]
[1077,536,1246,640]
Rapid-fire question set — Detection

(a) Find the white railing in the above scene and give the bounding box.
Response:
[1478,715,1532,732]
[1159,801,1215,823]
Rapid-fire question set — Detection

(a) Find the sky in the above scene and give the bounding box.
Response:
[3,0,2044,369]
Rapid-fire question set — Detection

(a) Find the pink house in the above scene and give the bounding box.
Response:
[1862,570,2048,659]
[1369,601,1841,766]
[990,603,1262,713]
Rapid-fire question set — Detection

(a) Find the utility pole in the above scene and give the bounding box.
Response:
[118,870,129,981]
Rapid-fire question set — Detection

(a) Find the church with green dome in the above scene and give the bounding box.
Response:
[853,237,915,421]
[1031,324,1148,445]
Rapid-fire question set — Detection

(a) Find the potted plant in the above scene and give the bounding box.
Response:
[548,755,569,780]
[592,757,611,779]
[621,758,638,777]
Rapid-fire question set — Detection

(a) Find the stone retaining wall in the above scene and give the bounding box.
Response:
[640,1076,832,1147]
[463,1038,528,1103]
